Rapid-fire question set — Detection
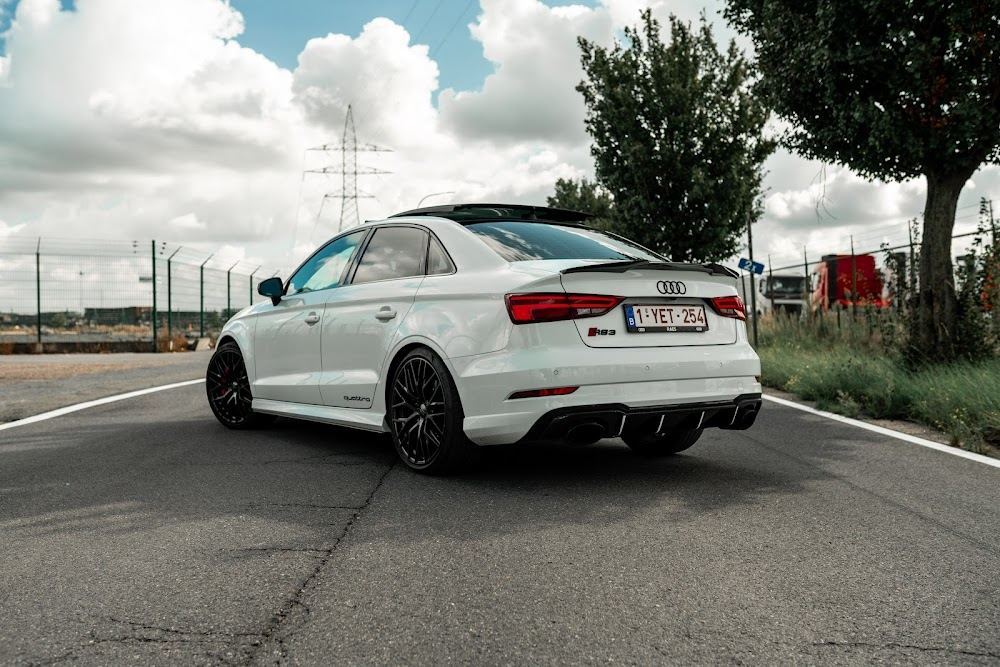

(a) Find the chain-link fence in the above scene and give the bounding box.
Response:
[738,199,1000,355]
[0,237,284,352]
[740,199,999,313]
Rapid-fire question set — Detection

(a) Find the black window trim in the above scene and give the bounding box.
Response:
[345,223,431,287]
[424,230,457,277]
[284,227,373,296]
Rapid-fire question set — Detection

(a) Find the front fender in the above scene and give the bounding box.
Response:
[218,314,258,385]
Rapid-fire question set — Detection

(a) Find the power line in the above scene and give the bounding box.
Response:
[431,0,478,58]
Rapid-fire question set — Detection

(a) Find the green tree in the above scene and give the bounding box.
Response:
[576,10,774,263]
[724,0,1000,362]
[546,178,617,230]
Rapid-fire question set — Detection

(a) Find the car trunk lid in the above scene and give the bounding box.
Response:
[557,261,741,348]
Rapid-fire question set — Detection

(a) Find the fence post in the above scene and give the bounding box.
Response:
[850,235,857,321]
[250,265,261,305]
[990,199,997,248]
[227,261,239,319]
[166,247,181,350]
[908,223,917,307]
[746,214,759,348]
[803,247,810,320]
[199,253,213,338]
[35,238,42,347]
[767,253,774,313]
[151,240,157,353]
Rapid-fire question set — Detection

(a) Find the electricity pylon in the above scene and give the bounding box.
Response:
[306,105,391,233]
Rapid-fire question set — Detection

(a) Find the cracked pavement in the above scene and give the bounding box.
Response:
[1,378,999,666]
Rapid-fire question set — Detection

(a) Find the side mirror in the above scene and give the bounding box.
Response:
[258,277,284,306]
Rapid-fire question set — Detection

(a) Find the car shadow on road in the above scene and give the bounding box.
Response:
[0,411,833,546]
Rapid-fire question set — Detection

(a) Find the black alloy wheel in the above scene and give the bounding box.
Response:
[206,341,272,429]
[389,348,476,473]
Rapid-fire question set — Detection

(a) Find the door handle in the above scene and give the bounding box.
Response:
[304,312,320,325]
[375,307,397,322]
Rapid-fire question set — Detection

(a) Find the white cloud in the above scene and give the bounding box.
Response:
[13,0,60,28]
[438,0,614,145]
[0,0,996,284]
[292,18,440,150]
[0,0,309,250]
[0,218,26,238]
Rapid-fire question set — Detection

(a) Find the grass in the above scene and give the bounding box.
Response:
[756,312,1000,455]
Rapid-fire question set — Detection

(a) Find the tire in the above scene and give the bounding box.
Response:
[623,428,704,457]
[206,341,274,430]
[388,347,478,474]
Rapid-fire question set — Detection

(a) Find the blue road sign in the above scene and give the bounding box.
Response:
[738,258,765,275]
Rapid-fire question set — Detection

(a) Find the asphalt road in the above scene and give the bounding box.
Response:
[1,376,999,666]
[0,353,210,423]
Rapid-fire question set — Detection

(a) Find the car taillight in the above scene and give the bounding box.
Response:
[508,387,579,400]
[505,294,624,324]
[710,295,747,320]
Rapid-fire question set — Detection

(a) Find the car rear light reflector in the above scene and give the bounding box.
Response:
[505,294,624,324]
[508,386,579,400]
[710,295,747,320]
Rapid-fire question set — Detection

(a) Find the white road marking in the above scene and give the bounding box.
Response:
[0,379,205,432]
[3,380,995,471]
[763,394,1000,470]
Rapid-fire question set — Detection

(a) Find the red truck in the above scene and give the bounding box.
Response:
[811,254,889,311]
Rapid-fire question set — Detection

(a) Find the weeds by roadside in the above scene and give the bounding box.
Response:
[758,322,1000,456]
[756,201,1000,456]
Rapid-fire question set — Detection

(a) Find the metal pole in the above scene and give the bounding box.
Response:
[747,215,759,348]
[850,235,857,320]
[250,265,261,305]
[200,254,213,338]
[908,224,917,306]
[35,238,42,347]
[166,247,181,350]
[227,261,239,319]
[990,199,997,248]
[767,253,774,314]
[151,240,158,353]
[417,191,456,207]
[803,247,810,319]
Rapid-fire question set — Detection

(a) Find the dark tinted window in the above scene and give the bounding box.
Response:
[352,226,427,284]
[426,236,454,275]
[287,230,367,294]
[467,221,663,262]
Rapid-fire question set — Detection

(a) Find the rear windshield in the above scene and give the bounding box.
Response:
[466,221,664,262]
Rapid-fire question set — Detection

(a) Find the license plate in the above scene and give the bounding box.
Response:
[624,304,708,333]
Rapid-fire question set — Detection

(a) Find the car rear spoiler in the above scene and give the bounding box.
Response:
[561,260,738,279]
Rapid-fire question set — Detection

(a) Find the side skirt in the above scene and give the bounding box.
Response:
[253,399,389,433]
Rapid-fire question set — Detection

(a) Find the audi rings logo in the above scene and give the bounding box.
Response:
[656,280,687,295]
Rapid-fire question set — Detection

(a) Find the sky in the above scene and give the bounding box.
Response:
[0,0,997,277]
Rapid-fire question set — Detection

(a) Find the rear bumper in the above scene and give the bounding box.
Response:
[523,393,762,444]
[451,331,761,446]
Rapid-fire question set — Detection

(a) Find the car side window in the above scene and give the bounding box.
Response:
[426,236,454,275]
[352,227,428,285]
[287,230,366,295]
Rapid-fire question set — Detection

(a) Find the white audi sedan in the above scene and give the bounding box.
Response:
[207,204,761,473]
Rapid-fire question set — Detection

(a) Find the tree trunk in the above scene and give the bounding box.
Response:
[913,170,971,362]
